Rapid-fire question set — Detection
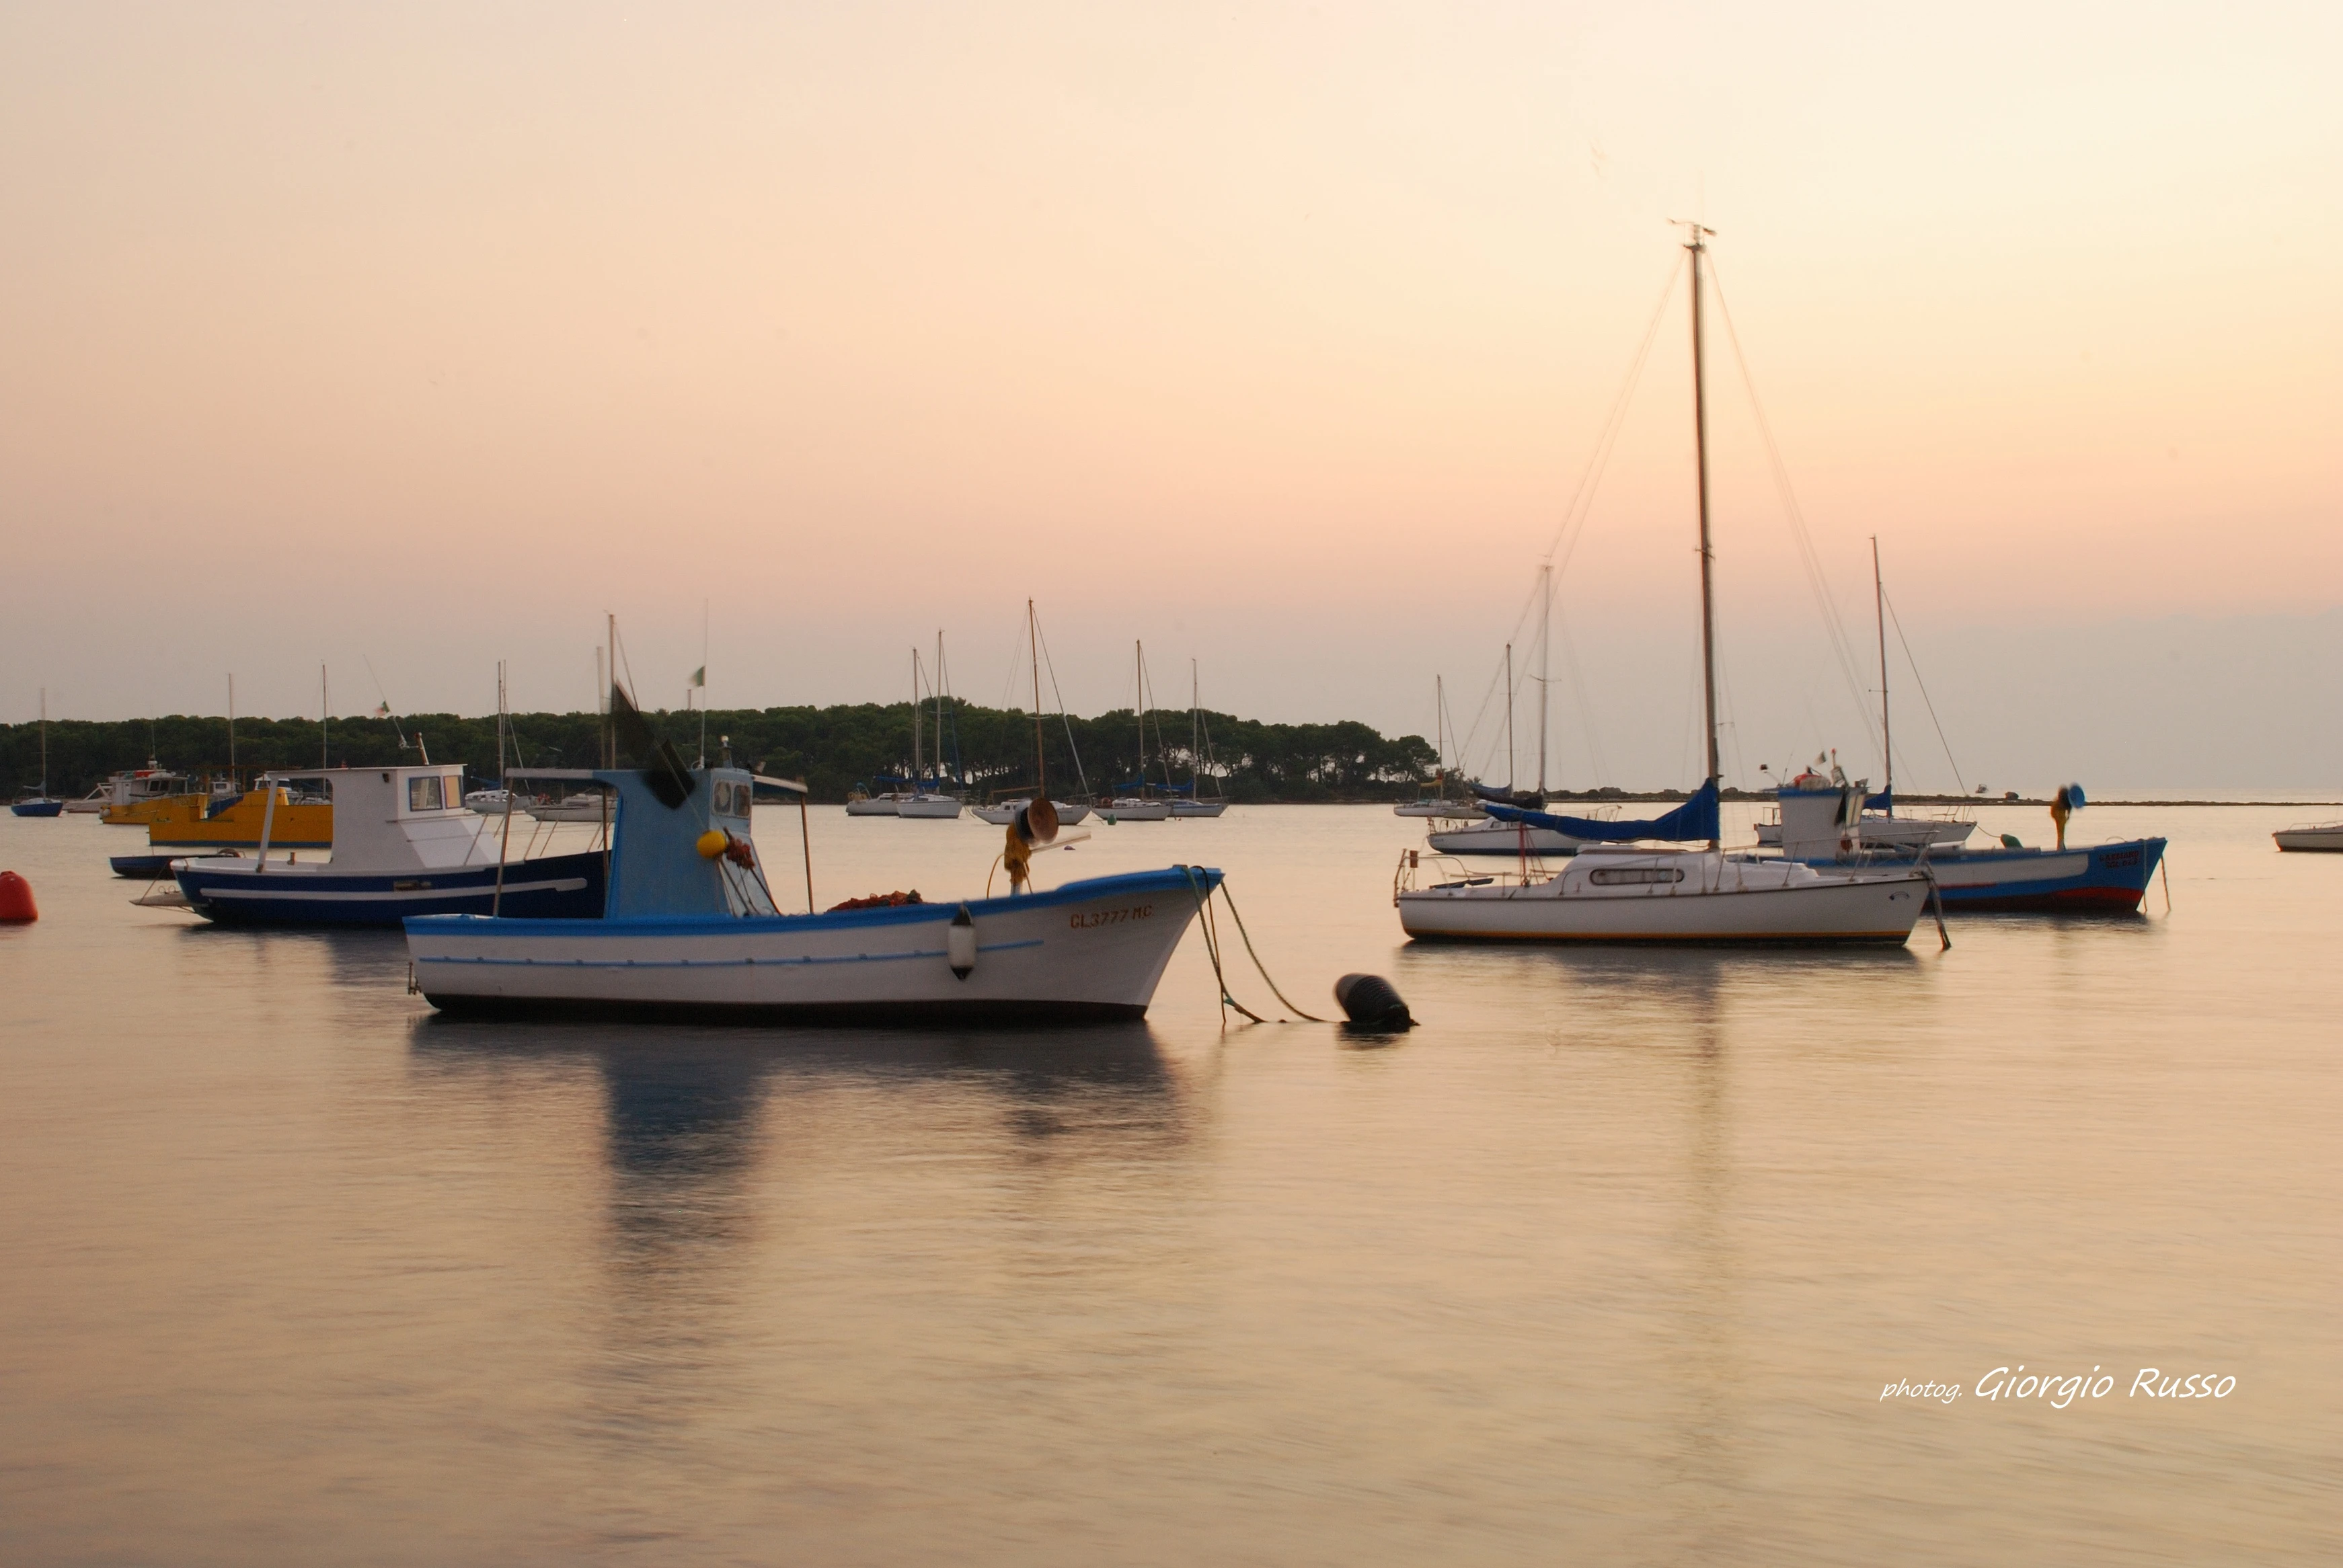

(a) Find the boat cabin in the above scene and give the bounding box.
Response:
[258,765,495,871]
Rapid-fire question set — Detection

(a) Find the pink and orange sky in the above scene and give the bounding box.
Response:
[3,3,2337,789]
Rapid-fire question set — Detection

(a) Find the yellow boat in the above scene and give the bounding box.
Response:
[147,787,334,849]
[98,765,231,826]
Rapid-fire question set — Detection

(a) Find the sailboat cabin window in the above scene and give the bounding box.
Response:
[1587,866,1685,887]
[408,775,445,812]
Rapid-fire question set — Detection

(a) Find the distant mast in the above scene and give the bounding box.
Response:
[1872,535,1892,813]
[1683,219,1722,850]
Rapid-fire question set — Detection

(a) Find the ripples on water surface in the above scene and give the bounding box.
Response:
[2,804,2336,1564]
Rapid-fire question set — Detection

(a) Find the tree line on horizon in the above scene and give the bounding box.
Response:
[1,701,1463,804]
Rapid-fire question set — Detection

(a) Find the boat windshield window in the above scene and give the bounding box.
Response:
[1588,866,1685,887]
[409,775,444,812]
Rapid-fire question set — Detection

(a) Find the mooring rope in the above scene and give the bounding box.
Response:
[1180,865,1266,1025]
[1213,879,1328,1021]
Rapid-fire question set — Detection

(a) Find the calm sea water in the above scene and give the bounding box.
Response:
[3,802,2337,1565]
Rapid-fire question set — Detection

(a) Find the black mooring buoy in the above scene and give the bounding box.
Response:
[1334,973,1414,1030]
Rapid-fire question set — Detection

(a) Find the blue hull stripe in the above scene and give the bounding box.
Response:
[416,939,1046,970]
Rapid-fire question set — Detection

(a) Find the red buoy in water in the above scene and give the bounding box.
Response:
[0,870,36,923]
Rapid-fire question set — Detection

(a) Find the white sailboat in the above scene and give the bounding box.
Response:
[1395,676,1486,818]
[1397,227,1930,945]
[898,637,965,818]
[972,602,1096,827]
[1100,641,1174,820]
[1169,660,1229,817]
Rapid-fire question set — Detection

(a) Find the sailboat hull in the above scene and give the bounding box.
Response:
[10,800,65,818]
[1399,855,1927,945]
[896,795,964,819]
[407,867,1216,1025]
[1169,800,1227,818]
[1099,799,1172,822]
[1426,820,1591,856]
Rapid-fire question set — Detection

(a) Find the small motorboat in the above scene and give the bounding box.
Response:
[174,764,605,926]
[95,764,202,826]
[1098,797,1172,822]
[527,789,612,823]
[972,799,1092,826]
[405,763,1219,1024]
[1169,799,1227,818]
[896,793,964,820]
[2274,822,2343,853]
[465,787,541,816]
[844,789,902,817]
[1393,797,1486,819]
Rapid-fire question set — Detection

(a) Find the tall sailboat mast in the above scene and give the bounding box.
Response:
[1135,640,1146,791]
[910,648,923,789]
[1504,643,1516,793]
[1685,221,1721,849]
[1536,563,1551,795]
[1435,674,1446,798]
[1872,535,1892,812]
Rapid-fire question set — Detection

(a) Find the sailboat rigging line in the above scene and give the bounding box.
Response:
[1539,251,1687,574]
[1213,881,1328,1022]
[1703,259,1879,754]
[1034,619,1091,799]
[1880,588,1969,797]
[362,657,411,750]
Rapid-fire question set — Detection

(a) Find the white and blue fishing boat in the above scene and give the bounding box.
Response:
[404,757,1221,1024]
[172,763,607,925]
[1766,779,2164,912]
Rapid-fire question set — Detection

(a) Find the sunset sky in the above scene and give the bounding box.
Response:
[4,3,2337,790]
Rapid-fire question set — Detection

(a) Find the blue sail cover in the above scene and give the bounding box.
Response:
[1482,779,1721,842]
[1469,780,1535,804]
[1865,789,1892,812]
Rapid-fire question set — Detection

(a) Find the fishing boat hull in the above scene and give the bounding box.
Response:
[1917,838,2164,911]
[177,849,608,926]
[1757,814,1971,850]
[1426,819,1592,856]
[2274,824,2343,853]
[406,866,1217,1024]
[146,793,334,848]
[1399,853,1927,945]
